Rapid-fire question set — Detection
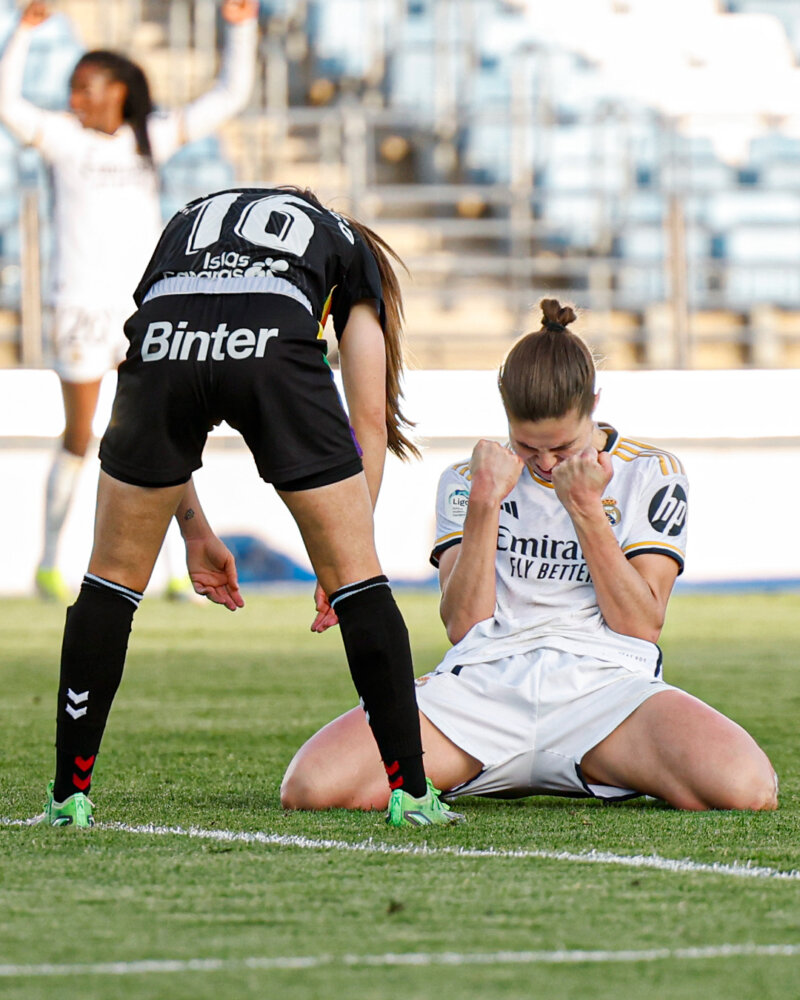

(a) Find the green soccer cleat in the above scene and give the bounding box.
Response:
[35,567,71,602]
[34,781,95,828]
[386,778,465,828]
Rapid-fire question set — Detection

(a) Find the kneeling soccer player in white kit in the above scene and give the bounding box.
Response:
[281,298,778,815]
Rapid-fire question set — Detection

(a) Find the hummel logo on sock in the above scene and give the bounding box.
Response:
[65,688,89,719]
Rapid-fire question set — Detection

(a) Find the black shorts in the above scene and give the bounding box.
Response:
[99,292,363,491]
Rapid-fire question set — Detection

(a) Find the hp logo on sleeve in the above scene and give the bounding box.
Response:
[648,484,687,536]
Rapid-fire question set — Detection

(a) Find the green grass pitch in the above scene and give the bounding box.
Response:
[1,590,798,999]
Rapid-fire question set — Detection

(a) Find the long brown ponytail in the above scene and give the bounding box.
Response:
[343,216,420,461]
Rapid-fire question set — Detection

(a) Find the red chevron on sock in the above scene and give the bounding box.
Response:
[74,755,95,772]
[72,773,91,792]
[385,761,404,790]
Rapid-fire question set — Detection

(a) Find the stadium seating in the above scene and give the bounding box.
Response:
[4,0,800,369]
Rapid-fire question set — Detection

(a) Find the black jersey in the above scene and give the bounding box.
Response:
[133,187,385,339]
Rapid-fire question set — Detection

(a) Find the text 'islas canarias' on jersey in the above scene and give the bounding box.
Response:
[159,250,291,280]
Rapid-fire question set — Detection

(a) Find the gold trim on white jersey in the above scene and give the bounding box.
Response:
[612,437,685,476]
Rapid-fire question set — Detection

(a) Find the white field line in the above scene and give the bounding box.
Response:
[3,816,800,882]
[1,943,799,978]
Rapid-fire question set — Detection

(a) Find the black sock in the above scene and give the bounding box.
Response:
[330,576,426,798]
[53,574,142,801]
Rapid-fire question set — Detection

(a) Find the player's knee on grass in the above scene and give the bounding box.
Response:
[281,745,389,812]
[721,758,778,812]
[280,761,325,810]
[700,750,778,811]
[280,749,353,810]
[280,767,383,812]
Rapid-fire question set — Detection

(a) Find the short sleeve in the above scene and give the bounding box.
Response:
[622,462,689,574]
[330,234,386,339]
[429,459,472,567]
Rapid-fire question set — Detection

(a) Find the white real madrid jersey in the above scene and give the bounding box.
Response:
[37,121,163,309]
[430,424,688,636]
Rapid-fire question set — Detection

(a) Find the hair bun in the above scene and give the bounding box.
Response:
[540,298,577,329]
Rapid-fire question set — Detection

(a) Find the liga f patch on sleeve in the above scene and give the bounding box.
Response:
[447,488,470,521]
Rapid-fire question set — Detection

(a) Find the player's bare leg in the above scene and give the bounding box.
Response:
[89,472,184,592]
[281,705,482,811]
[277,471,382,595]
[61,378,102,457]
[580,688,777,810]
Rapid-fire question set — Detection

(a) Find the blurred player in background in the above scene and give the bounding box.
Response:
[0,0,258,600]
[282,298,778,815]
[35,184,461,830]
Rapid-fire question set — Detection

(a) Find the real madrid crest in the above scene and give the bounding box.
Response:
[602,497,621,527]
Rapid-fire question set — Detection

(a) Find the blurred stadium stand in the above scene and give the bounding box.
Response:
[3,0,800,369]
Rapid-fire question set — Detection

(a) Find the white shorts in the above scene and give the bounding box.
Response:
[51,305,130,382]
[415,643,674,801]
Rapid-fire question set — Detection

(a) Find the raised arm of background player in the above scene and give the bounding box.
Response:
[310,301,389,633]
[175,478,244,612]
[0,2,258,157]
[145,0,259,161]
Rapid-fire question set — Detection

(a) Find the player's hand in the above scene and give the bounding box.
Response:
[185,535,245,612]
[310,581,338,633]
[468,439,525,506]
[20,2,51,27]
[221,0,258,24]
[552,447,613,515]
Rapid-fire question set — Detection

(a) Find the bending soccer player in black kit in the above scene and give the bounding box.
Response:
[36,186,461,830]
